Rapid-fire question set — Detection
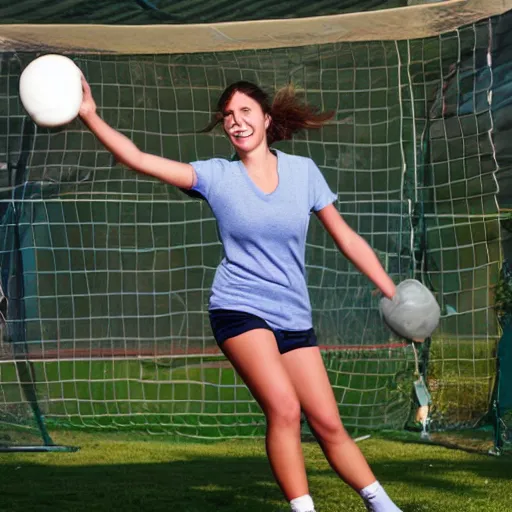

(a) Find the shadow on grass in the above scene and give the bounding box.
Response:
[0,454,283,512]
[368,455,511,489]
[309,450,512,511]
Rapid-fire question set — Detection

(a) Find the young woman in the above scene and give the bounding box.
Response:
[79,77,402,512]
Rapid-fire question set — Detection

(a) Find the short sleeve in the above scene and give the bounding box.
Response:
[308,159,337,212]
[187,158,225,201]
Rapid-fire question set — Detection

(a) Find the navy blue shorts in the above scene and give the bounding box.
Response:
[209,309,318,354]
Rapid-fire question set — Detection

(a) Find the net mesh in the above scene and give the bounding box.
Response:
[0,14,503,443]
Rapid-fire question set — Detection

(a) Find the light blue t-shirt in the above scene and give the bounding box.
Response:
[190,149,337,331]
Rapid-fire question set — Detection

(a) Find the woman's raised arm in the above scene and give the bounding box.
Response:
[79,76,195,189]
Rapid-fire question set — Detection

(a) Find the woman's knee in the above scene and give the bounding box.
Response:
[308,412,348,444]
[265,394,302,428]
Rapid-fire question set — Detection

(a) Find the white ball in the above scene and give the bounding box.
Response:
[19,54,82,128]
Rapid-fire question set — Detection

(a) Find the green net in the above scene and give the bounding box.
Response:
[0,13,505,446]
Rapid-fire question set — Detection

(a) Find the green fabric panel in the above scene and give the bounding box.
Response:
[0,0,405,25]
[498,323,512,411]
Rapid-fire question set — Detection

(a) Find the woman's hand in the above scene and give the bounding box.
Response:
[79,75,97,119]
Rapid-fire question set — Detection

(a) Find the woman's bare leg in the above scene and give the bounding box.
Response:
[282,346,376,491]
[221,329,308,500]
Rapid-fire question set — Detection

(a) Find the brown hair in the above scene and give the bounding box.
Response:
[201,81,334,146]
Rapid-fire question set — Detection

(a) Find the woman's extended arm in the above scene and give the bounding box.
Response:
[79,76,195,189]
[315,203,396,299]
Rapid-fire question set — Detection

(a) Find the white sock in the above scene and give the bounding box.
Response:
[359,481,402,512]
[290,494,315,512]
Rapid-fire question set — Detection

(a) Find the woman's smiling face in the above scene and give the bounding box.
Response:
[223,91,270,154]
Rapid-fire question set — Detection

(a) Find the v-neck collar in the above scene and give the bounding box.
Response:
[237,149,281,199]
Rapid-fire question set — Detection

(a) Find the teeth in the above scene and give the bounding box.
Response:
[234,132,252,138]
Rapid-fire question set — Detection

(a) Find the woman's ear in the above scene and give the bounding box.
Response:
[265,114,271,130]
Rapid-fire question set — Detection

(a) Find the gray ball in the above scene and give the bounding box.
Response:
[379,279,440,341]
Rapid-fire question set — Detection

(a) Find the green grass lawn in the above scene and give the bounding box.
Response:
[0,433,510,511]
